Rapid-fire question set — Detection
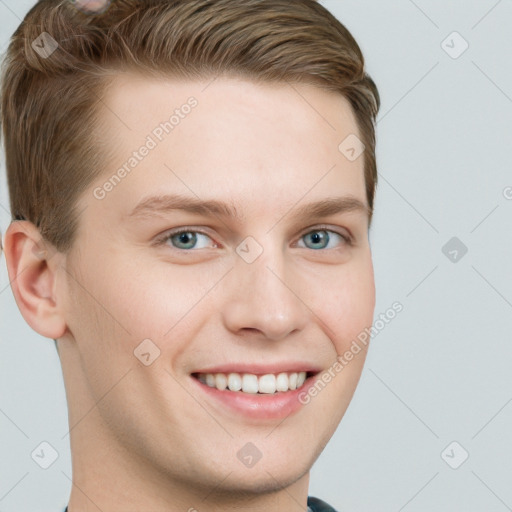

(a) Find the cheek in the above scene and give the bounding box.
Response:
[102,260,216,338]
[314,257,376,352]
[82,256,221,377]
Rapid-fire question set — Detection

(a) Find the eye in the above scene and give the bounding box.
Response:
[297,227,351,250]
[155,226,352,252]
[158,229,217,250]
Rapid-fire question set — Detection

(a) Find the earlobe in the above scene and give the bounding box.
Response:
[4,221,67,340]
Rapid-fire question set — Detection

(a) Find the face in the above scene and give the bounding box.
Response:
[58,74,376,498]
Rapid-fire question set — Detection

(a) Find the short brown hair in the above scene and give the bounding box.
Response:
[1,0,380,252]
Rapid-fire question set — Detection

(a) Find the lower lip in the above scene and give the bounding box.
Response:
[190,373,320,420]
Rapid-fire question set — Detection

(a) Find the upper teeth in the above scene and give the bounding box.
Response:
[198,371,308,394]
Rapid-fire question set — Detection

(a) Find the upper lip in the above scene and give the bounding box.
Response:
[191,362,322,376]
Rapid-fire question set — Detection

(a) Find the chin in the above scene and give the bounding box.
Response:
[206,463,310,500]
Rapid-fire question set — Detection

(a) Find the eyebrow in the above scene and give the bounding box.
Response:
[127,193,371,222]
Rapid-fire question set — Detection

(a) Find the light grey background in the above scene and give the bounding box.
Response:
[1,1,511,511]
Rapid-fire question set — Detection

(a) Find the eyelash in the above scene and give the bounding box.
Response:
[155,225,353,251]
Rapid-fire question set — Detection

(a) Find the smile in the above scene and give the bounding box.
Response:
[190,369,321,420]
[192,371,314,394]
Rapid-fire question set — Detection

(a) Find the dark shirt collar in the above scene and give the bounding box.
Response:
[64,495,336,512]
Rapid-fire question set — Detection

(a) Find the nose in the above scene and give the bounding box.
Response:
[221,240,309,341]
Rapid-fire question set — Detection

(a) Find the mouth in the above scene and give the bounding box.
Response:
[190,369,321,420]
[191,370,319,395]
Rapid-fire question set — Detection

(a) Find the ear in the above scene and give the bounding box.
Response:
[4,221,67,340]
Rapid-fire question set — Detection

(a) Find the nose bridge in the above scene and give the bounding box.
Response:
[221,234,308,340]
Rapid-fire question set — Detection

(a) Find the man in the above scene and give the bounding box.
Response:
[2,0,380,510]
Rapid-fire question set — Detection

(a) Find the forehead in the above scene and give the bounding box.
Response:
[89,73,367,220]
[100,73,360,139]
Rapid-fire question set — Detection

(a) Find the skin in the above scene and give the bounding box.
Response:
[5,75,376,512]
[72,0,111,14]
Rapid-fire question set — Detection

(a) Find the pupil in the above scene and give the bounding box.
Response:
[308,231,327,249]
[176,232,196,248]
